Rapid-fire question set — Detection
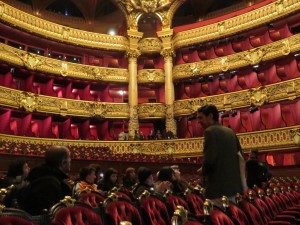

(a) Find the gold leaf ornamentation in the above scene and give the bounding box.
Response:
[290,129,300,145]
[19,92,39,112]
[248,87,269,106]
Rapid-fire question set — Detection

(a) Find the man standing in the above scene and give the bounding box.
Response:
[197,105,243,205]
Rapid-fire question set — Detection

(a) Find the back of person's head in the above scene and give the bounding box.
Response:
[103,168,118,183]
[250,149,259,159]
[197,104,219,122]
[125,167,135,178]
[45,146,70,169]
[7,159,28,178]
[137,166,152,184]
[79,166,96,181]
[157,166,174,182]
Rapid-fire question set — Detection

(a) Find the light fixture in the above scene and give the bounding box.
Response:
[107,28,117,36]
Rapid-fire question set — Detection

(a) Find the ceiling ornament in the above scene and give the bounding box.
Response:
[117,0,176,13]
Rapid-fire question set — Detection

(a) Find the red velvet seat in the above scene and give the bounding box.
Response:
[185,193,204,217]
[104,198,142,225]
[165,194,190,215]
[210,209,235,225]
[78,192,105,208]
[139,195,170,225]
[0,207,38,225]
[49,197,102,225]
[0,216,38,225]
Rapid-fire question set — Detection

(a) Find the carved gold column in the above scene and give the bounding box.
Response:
[126,30,143,138]
[158,29,177,135]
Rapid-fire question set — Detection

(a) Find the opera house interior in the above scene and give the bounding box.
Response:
[0,0,300,224]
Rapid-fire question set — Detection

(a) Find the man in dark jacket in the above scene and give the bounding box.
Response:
[197,105,243,206]
[21,146,72,215]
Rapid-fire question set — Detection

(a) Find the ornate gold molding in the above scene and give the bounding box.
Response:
[138,38,162,53]
[173,34,300,80]
[138,103,165,119]
[0,2,128,51]
[173,0,300,49]
[0,43,128,82]
[0,86,129,118]
[0,126,299,157]
[137,69,165,83]
[0,78,299,118]
[174,77,300,116]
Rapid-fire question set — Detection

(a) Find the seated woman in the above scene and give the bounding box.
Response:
[0,159,30,188]
[123,167,137,190]
[98,168,119,193]
[133,166,172,199]
[74,166,103,197]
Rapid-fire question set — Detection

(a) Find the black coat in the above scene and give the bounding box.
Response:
[22,164,71,215]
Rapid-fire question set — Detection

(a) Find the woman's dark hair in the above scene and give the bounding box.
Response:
[103,168,118,183]
[7,159,27,177]
[157,166,174,182]
[79,166,96,181]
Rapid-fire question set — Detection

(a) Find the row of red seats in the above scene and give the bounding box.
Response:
[176,99,300,138]
[175,17,298,64]
[175,55,300,99]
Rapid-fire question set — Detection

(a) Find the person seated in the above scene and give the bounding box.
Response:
[73,166,102,197]
[170,165,192,195]
[246,149,272,189]
[98,168,119,193]
[155,166,175,193]
[122,167,137,190]
[21,146,72,215]
[133,166,172,199]
[0,159,30,188]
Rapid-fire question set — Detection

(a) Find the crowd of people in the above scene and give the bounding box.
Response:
[0,104,272,217]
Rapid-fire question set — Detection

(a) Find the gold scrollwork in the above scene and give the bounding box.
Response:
[60,101,68,116]
[90,103,107,117]
[61,27,70,40]
[245,48,266,65]
[61,63,68,77]
[221,57,229,72]
[138,38,162,53]
[0,3,5,17]
[15,52,42,70]
[91,67,105,80]
[290,129,300,145]
[281,39,290,55]
[218,21,226,34]
[19,92,39,112]
[138,69,164,83]
[275,0,285,14]
[248,87,269,106]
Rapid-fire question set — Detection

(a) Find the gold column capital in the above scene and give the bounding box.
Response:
[160,49,176,59]
[125,49,141,59]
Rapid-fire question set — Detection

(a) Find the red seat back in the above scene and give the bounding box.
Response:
[104,200,142,225]
[140,196,170,225]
